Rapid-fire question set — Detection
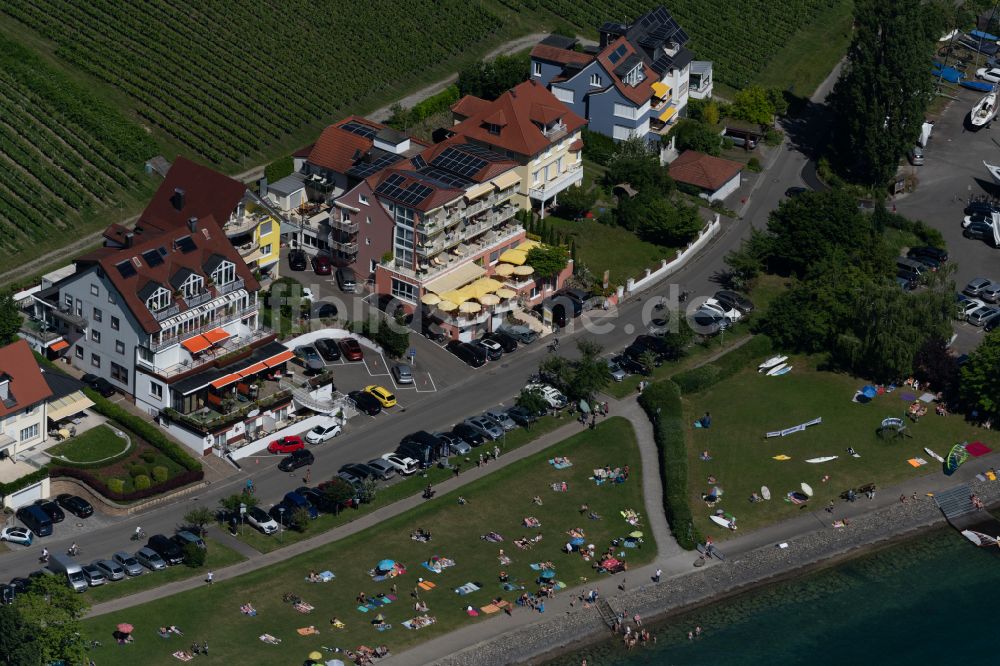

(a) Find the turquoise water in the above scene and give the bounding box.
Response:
[547,529,1000,666]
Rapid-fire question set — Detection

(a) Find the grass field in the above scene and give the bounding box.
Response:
[682,355,998,539]
[82,418,652,662]
[548,216,673,288]
[48,425,132,464]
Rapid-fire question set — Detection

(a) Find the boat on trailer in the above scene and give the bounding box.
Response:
[961,80,995,93]
[971,92,998,128]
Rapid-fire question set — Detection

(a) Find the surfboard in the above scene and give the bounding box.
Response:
[770,365,793,376]
[766,363,788,376]
[801,482,814,497]
[709,515,734,528]
[924,447,945,463]
[772,455,791,461]
[761,485,771,500]
[805,456,838,463]
[758,355,788,371]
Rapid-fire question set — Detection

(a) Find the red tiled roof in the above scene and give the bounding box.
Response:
[0,339,53,418]
[568,139,584,152]
[450,80,587,158]
[594,37,657,106]
[77,216,259,335]
[530,43,593,67]
[292,143,315,158]
[668,150,743,191]
[307,117,380,174]
[140,156,246,233]
[450,96,492,120]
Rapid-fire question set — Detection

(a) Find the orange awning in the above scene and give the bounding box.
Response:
[210,373,241,389]
[238,362,268,377]
[264,349,295,367]
[181,335,211,354]
[202,327,231,345]
[50,340,69,352]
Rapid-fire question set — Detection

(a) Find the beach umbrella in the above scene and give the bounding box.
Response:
[494,263,515,276]
[420,293,441,306]
[437,300,459,312]
[459,302,482,314]
[541,569,556,579]
[861,385,877,399]
[116,623,133,634]
[309,652,324,661]
[377,559,395,571]
[496,288,517,299]
[374,613,385,622]
[629,531,644,538]
[513,265,534,276]
[478,294,500,306]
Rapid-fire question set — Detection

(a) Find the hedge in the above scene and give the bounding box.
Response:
[672,335,774,394]
[83,388,202,472]
[638,380,700,550]
[0,466,50,500]
[51,466,204,503]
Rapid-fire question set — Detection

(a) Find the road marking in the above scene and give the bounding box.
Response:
[414,371,438,393]
[364,353,391,377]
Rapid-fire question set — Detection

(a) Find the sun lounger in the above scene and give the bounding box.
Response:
[259,634,282,645]
[376,624,393,631]
[455,582,481,595]
[296,626,320,636]
[173,651,194,662]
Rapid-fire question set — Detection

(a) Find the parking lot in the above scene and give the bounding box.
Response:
[895,86,1000,353]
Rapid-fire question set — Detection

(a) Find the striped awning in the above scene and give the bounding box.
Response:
[238,362,268,377]
[492,170,521,190]
[202,327,231,345]
[464,181,494,200]
[263,349,295,367]
[181,335,211,354]
[210,373,241,390]
[46,391,94,422]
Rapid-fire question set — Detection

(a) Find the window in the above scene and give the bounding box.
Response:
[90,353,101,368]
[359,194,369,205]
[391,278,417,303]
[533,61,542,77]
[19,424,39,442]
[90,284,99,297]
[532,169,542,185]
[75,299,83,317]
[341,210,351,222]
[146,287,171,313]
[137,346,154,365]
[261,244,272,256]
[25,405,36,415]
[489,250,500,263]
[150,382,163,399]
[63,293,73,309]
[486,123,501,135]
[613,124,635,141]
[74,346,83,359]
[93,307,102,322]
[366,216,372,225]
[180,273,204,299]
[211,260,236,286]
[589,73,602,87]
[370,259,379,274]
[115,340,125,354]
[91,329,101,343]
[614,103,636,119]
[110,362,128,385]
[259,220,273,236]
[111,316,120,331]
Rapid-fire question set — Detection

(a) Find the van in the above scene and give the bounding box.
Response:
[47,553,88,593]
[16,504,53,537]
[896,257,925,278]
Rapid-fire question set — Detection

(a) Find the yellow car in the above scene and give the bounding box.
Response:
[364,385,397,408]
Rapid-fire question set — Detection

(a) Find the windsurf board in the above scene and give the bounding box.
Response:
[709,515,734,528]
[759,355,788,371]
[770,365,793,376]
[761,485,771,500]
[805,456,838,463]
[924,447,945,463]
[801,482,814,497]
[766,363,788,376]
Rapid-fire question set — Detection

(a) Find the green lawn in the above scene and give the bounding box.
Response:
[548,216,673,288]
[48,425,132,464]
[83,418,652,662]
[682,355,999,539]
[85,539,246,604]
[235,415,568,554]
[753,0,854,97]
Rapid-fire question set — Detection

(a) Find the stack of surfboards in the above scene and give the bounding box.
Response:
[759,355,792,376]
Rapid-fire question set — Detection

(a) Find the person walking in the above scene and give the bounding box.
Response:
[493,444,500,460]
[653,568,662,583]
[205,570,214,585]
[304,467,311,484]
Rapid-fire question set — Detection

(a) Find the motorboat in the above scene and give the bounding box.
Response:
[971,92,998,128]
[984,160,1000,184]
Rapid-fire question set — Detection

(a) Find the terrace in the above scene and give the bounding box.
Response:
[392,224,523,281]
[153,327,272,378]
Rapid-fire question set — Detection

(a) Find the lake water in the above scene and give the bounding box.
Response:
[546,528,1000,666]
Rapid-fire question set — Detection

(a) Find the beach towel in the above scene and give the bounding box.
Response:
[918,392,936,403]
[173,652,193,662]
[376,624,393,631]
[422,562,443,574]
[402,615,437,630]
[455,582,481,595]
[258,634,281,645]
[529,563,542,571]
[967,441,992,457]
[357,605,370,613]
[900,391,917,402]
[296,626,319,636]
[502,582,525,591]
[418,580,436,591]
[480,603,500,614]
[466,608,479,616]
[293,602,314,613]
[318,570,335,582]
[907,458,928,467]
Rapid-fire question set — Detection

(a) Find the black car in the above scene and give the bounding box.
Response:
[445,340,486,367]
[55,493,94,518]
[397,431,445,467]
[472,339,503,361]
[315,302,339,319]
[713,290,754,314]
[985,312,1000,332]
[81,373,116,397]
[784,186,808,198]
[908,246,949,264]
[909,253,940,271]
[506,404,543,427]
[451,423,485,447]
[965,200,998,217]
[146,534,185,566]
[278,449,314,472]
[8,578,31,594]
[964,220,996,243]
[32,499,65,524]
[484,331,518,353]
[313,338,341,362]
[288,249,307,271]
[339,463,378,481]
[348,390,382,416]
[613,354,649,376]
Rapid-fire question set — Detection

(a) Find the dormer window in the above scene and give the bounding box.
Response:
[486,123,501,135]
[211,260,236,286]
[146,287,171,313]
[590,73,602,87]
[180,273,204,299]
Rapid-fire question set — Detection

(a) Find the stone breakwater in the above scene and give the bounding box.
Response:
[432,477,1000,666]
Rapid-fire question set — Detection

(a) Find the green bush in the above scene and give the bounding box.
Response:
[264,155,293,183]
[183,542,206,568]
[747,157,762,172]
[638,380,700,550]
[152,465,169,483]
[129,463,149,478]
[107,477,125,494]
[140,451,156,464]
[134,475,151,491]
[673,335,773,394]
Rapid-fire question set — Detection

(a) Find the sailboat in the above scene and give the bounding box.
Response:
[971,92,998,129]
[985,161,1000,185]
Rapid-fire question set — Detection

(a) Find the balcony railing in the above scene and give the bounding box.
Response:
[218,278,245,296]
[152,304,180,322]
[185,290,214,308]
[149,302,259,353]
[161,387,293,434]
[541,122,568,140]
[391,225,524,281]
[331,218,359,234]
[528,164,583,201]
[331,239,358,253]
[153,327,271,377]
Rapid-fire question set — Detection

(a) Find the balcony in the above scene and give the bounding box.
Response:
[162,386,293,434]
[152,303,180,322]
[528,164,583,201]
[19,316,63,344]
[223,214,259,238]
[330,217,358,234]
[153,326,272,377]
[390,225,524,281]
[541,122,568,141]
[218,278,245,296]
[184,290,215,308]
[331,238,358,254]
[149,302,259,353]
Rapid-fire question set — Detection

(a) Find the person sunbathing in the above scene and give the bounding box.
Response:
[414,600,429,611]
[532,496,543,505]
[159,627,171,638]
[169,626,182,635]
[308,570,322,583]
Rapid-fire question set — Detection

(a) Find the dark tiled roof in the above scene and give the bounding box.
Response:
[140,156,246,233]
[530,42,593,67]
[42,371,86,401]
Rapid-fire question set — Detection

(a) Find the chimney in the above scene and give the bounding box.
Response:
[124,232,134,248]
[171,187,186,211]
[187,216,198,232]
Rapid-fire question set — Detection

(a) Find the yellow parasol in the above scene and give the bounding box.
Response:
[513,265,534,276]
[499,249,527,265]
[309,652,324,661]
[494,263,515,276]
[437,300,459,312]
[459,301,482,314]
[496,288,517,299]
[478,294,500,306]
[420,293,441,306]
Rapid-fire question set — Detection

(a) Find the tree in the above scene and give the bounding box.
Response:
[960,331,1000,416]
[914,335,959,399]
[618,194,701,247]
[183,506,215,536]
[264,155,293,183]
[605,139,673,196]
[0,290,20,346]
[182,542,206,568]
[289,507,311,532]
[219,492,258,514]
[538,354,573,392]
[319,477,356,514]
[658,318,695,360]
[556,184,597,218]
[566,340,609,402]
[15,575,88,666]
[525,245,569,279]
[668,118,722,155]
[827,0,935,184]
[638,350,659,375]
[457,54,529,100]
[730,86,775,125]
[516,388,549,417]
[357,478,379,504]
[0,604,40,666]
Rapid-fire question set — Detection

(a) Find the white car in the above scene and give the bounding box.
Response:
[702,298,742,322]
[245,505,279,535]
[958,297,986,317]
[305,422,343,444]
[978,67,1000,83]
[524,383,568,409]
[0,526,33,546]
[381,453,419,475]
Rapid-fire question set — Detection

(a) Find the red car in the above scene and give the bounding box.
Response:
[312,255,332,275]
[338,337,364,361]
[267,436,305,454]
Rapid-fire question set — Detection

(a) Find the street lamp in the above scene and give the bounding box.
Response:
[239,502,246,536]
[278,506,285,543]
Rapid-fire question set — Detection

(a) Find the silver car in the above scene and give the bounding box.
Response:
[366,458,398,480]
[968,305,1000,326]
[464,416,503,440]
[392,363,414,385]
[112,550,144,576]
[81,563,107,586]
[135,547,167,571]
[483,408,517,431]
[606,358,626,382]
[94,558,126,581]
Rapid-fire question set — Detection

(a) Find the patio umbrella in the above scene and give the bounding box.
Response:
[478,294,500,306]
[459,302,482,314]
[513,265,534,276]
[377,559,395,571]
[496,288,517,299]
[541,569,556,579]
[629,531,644,539]
[861,385,877,399]
[374,613,385,622]
[116,623,134,634]
[421,293,441,306]
[579,399,590,413]
[494,263,515,276]
[309,652,324,661]
[437,300,459,312]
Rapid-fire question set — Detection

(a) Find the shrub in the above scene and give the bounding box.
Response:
[140,451,156,464]
[0,466,49,500]
[673,335,773,394]
[134,475,151,490]
[107,477,125,494]
[129,463,149,478]
[183,542,206,568]
[747,157,762,172]
[152,466,169,483]
[52,467,204,502]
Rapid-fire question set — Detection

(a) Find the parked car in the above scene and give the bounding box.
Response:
[392,363,414,385]
[506,404,543,427]
[691,308,729,335]
[172,530,206,550]
[0,526,33,546]
[523,383,568,409]
[451,423,485,447]
[338,337,364,361]
[348,389,382,416]
[436,431,471,456]
[336,267,357,292]
[613,354,649,376]
[267,435,305,454]
[907,145,924,165]
[364,384,397,408]
[965,200,998,217]
[897,276,917,292]
[305,422,343,444]
[245,506,279,534]
[32,500,64,524]
[908,246,948,264]
[0,584,14,605]
[964,277,994,297]
[135,547,167,571]
[498,325,538,344]
[985,312,1000,332]
[980,282,1000,303]
[397,431,446,467]
[473,338,503,361]
[268,503,296,526]
[482,407,517,431]
[8,578,32,594]
[784,186,808,198]
[964,220,996,243]
[81,563,107,586]
[623,342,662,366]
[339,463,378,482]
[278,449,314,471]
[294,345,324,373]
[445,340,486,367]
[365,458,398,481]
[635,335,680,361]
[606,358,627,382]
[968,305,1000,326]
[957,295,985,318]
[81,373,115,397]
[112,551,144,576]
[315,302,339,319]
[978,66,1000,82]
[380,453,420,475]
[701,299,742,322]
[93,559,126,581]
[713,290,754,314]
[55,493,93,518]
[146,534,185,566]
[282,491,319,519]
[963,212,991,228]
[288,249,307,271]
[464,416,503,440]
[312,338,341,362]
[484,331,518,353]
[16,505,52,537]
[336,470,364,487]
[312,254,332,275]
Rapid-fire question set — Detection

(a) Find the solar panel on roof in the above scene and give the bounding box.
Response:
[175,236,196,253]
[116,261,137,279]
[142,249,164,267]
[419,166,471,189]
[410,155,427,169]
[457,142,508,162]
[431,146,488,179]
[346,153,404,179]
[340,121,377,139]
[608,44,628,65]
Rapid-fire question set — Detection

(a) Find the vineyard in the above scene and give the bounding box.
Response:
[0,32,155,259]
